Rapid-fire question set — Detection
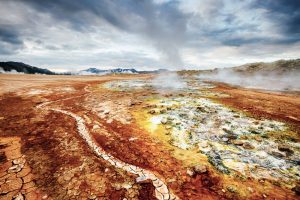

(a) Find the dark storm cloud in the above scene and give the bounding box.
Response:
[0,26,23,45]
[11,0,188,66]
[0,26,24,54]
[252,0,300,34]
[0,0,299,69]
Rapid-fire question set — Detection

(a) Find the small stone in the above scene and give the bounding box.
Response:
[186,168,195,177]
[104,110,110,115]
[8,164,23,173]
[194,165,207,173]
[222,137,229,142]
[227,134,238,140]
[160,109,167,114]
[254,136,262,142]
[88,194,97,199]
[243,142,255,149]
[128,137,137,141]
[232,140,244,146]
[223,128,234,135]
[161,118,167,124]
[63,173,73,181]
[247,187,253,192]
[196,106,206,112]
[227,185,237,193]
[12,158,25,165]
[92,124,100,130]
[148,110,156,114]
[271,151,285,158]
[12,193,24,200]
[292,184,300,195]
[278,145,294,155]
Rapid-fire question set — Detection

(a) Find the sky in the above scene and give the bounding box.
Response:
[0,0,299,72]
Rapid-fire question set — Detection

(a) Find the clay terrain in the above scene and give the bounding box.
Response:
[0,73,299,200]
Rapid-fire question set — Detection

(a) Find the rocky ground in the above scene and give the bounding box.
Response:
[0,74,299,199]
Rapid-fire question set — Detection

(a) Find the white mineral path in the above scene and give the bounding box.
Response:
[36,86,179,200]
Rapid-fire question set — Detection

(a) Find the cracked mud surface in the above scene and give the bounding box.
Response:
[0,74,299,199]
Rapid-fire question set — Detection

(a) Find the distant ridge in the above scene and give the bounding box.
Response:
[78,68,168,75]
[0,61,55,75]
[178,58,300,75]
[78,68,138,75]
[0,61,168,75]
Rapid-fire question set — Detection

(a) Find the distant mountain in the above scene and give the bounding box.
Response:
[0,61,55,75]
[192,58,300,91]
[78,68,168,75]
[230,59,300,75]
[78,68,138,75]
[178,59,300,76]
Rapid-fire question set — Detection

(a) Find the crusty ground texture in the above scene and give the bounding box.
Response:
[0,74,299,200]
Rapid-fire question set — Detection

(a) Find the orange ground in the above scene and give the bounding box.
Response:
[0,74,299,199]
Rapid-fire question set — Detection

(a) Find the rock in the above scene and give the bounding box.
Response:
[196,106,206,112]
[227,134,238,140]
[12,157,25,165]
[222,137,229,142]
[128,137,138,141]
[12,193,24,200]
[278,145,294,155]
[194,164,207,173]
[128,102,135,106]
[148,110,156,114]
[254,136,262,142]
[160,109,167,114]
[250,129,260,134]
[104,110,110,115]
[270,151,285,158]
[243,142,255,149]
[186,168,195,177]
[8,164,23,173]
[199,141,209,148]
[222,128,234,135]
[231,140,244,146]
[161,118,168,124]
[206,151,230,174]
[92,124,100,130]
[88,194,97,199]
[227,185,237,193]
[63,173,73,181]
[292,184,300,195]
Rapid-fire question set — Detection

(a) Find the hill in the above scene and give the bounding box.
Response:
[0,62,55,75]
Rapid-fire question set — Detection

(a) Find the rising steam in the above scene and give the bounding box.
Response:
[151,72,187,92]
[198,69,300,91]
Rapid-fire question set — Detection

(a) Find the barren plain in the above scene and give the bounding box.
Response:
[0,74,299,200]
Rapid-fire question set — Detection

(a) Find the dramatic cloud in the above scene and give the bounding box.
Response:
[0,0,299,71]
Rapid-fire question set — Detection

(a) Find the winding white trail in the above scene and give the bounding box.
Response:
[37,85,179,200]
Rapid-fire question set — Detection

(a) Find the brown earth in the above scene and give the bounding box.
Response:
[212,83,300,132]
[0,74,299,199]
